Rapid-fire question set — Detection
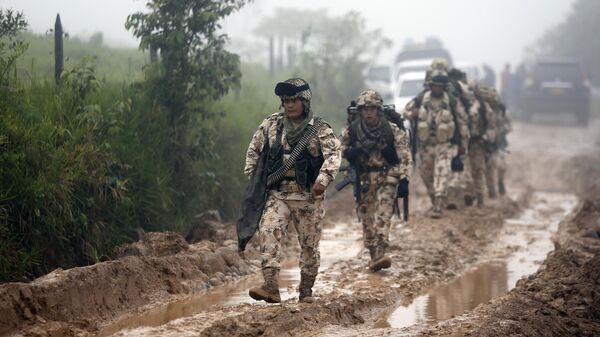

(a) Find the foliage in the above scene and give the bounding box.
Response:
[125,0,248,220]
[0,9,28,86]
[532,0,600,85]
[15,31,147,83]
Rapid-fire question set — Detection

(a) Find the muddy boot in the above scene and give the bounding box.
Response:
[249,268,281,303]
[476,193,484,207]
[369,246,391,272]
[299,273,316,303]
[498,181,506,196]
[430,196,444,219]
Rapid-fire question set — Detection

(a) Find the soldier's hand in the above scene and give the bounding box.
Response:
[312,182,326,196]
[397,178,409,198]
[458,146,466,156]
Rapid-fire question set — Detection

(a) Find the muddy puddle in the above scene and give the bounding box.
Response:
[377,192,577,331]
[98,223,362,336]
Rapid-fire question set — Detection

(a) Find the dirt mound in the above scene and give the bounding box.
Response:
[0,230,259,337]
[463,199,600,337]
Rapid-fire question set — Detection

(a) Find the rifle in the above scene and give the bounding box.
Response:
[392,185,409,222]
[335,165,362,218]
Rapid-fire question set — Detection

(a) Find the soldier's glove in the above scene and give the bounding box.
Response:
[343,147,362,163]
[397,178,409,198]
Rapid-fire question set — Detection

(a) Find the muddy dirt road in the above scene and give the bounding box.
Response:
[1,120,599,337]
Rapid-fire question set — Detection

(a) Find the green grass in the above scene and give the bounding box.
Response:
[15,32,147,83]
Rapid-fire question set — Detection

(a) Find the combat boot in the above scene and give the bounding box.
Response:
[298,273,316,303]
[249,267,281,303]
[369,245,391,272]
[430,196,444,219]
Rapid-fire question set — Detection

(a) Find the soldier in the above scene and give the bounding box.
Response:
[470,84,498,206]
[340,89,412,271]
[405,70,470,218]
[477,86,510,199]
[244,78,341,303]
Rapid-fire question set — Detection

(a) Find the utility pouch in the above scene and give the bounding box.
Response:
[294,157,309,188]
[417,121,430,142]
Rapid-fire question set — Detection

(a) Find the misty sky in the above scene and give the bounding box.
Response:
[2,0,576,73]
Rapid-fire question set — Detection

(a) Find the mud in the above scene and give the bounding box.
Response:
[1,121,599,337]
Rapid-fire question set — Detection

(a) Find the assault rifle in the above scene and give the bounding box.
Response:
[335,165,361,203]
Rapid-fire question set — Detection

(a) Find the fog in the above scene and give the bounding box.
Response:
[1,0,576,72]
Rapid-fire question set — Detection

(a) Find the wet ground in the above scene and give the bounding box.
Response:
[1,120,599,337]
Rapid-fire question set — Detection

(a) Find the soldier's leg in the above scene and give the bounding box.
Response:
[497,152,507,195]
[469,142,486,206]
[291,199,324,302]
[249,195,289,303]
[485,151,498,198]
[359,177,378,260]
[431,143,453,218]
[418,145,436,205]
[370,182,396,271]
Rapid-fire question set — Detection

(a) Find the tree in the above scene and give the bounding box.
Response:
[0,9,28,89]
[125,0,248,219]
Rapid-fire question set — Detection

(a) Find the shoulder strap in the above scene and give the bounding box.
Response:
[267,119,325,188]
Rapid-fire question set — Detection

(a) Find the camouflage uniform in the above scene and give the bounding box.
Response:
[469,86,498,205]
[341,89,412,271]
[410,71,470,217]
[245,78,341,303]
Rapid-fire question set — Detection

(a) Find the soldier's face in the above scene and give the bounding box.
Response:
[360,106,380,127]
[430,84,444,97]
[283,97,305,121]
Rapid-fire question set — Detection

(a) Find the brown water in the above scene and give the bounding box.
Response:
[98,223,363,336]
[379,192,577,330]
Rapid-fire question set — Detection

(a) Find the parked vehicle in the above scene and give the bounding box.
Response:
[391,71,426,112]
[515,57,591,125]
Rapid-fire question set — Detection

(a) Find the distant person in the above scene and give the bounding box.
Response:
[240,78,341,303]
[481,64,496,88]
[500,63,512,105]
[340,89,412,271]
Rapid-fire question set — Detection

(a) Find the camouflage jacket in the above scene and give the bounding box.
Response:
[469,98,497,143]
[340,121,412,183]
[244,112,342,201]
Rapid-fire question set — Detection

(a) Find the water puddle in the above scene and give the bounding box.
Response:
[98,222,362,336]
[379,192,577,330]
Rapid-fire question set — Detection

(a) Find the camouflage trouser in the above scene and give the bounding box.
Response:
[358,173,396,251]
[258,194,324,278]
[418,142,453,199]
[497,151,507,187]
[485,151,498,196]
[468,142,487,198]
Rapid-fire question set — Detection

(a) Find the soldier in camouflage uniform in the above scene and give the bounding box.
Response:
[484,89,511,196]
[404,70,470,218]
[340,89,412,271]
[469,84,498,206]
[244,78,342,303]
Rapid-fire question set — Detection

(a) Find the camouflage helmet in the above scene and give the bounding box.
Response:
[430,58,449,71]
[274,78,312,101]
[355,89,383,109]
[429,69,449,86]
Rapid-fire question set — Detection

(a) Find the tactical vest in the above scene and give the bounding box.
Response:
[416,92,460,145]
[348,119,400,169]
[266,118,324,191]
